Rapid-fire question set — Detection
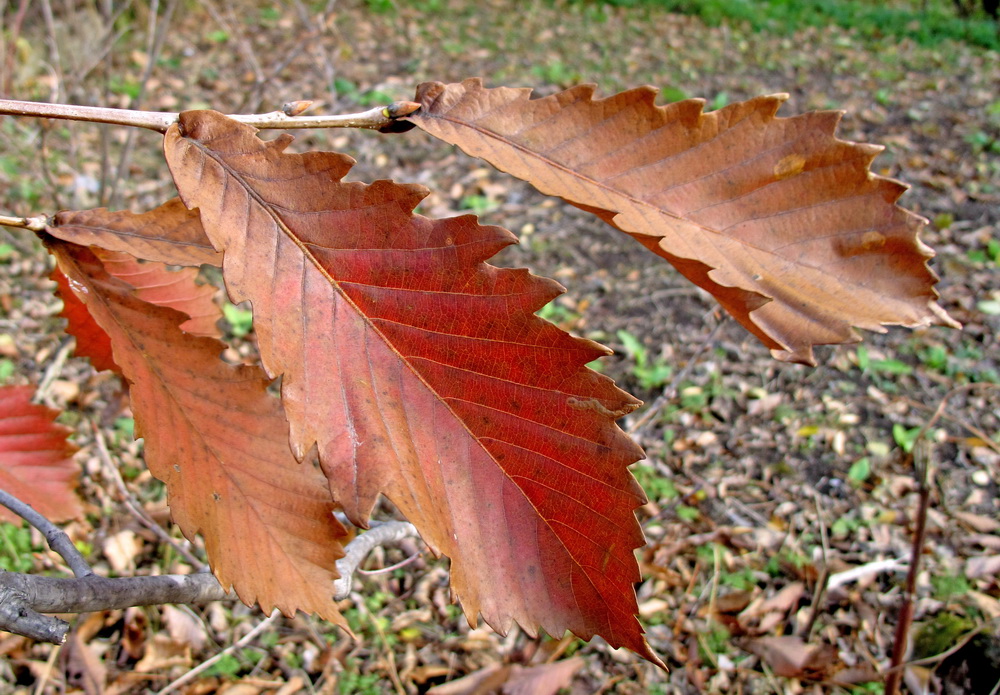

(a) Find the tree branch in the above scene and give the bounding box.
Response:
[0,571,234,643]
[0,484,421,644]
[0,98,421,133]
[0,488,92,578]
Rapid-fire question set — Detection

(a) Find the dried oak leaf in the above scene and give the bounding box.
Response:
[0,385,81,524]
[49,241,347,623]
[52,266,119,374]
[51,242,220,374]
[48,198,220,267]
[164,110,658,664]
[406,78,958,364]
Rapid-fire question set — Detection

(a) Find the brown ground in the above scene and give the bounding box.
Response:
[0,1,998,693]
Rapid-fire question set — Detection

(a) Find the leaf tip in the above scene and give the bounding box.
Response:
[770,346,819,367]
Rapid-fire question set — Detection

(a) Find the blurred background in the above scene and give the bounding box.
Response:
[0,1,998,693]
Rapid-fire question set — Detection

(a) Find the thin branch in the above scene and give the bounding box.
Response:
[0,98,421,133]
[0,213,47,232]
[800,492,830,640]
[357,551,422,576]
[37,0,64,103]
[884,618,999,673]
[334,520,420,599]
[107,0,180,208]
[91,423,207,571]
[349,590,406,695]
[882,383,986,695]
[0,487,92,578]
[901,384,1000,456]
[1,0,31,98]
[884,440,930,695]
[0,571,235,645]
[34,337,74,406]
[0,479,419,643]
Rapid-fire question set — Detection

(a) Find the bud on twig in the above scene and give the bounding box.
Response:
[282,100,314,117]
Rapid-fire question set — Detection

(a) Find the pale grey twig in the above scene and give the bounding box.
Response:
[334,521,419,599]
[37,0,64,103]
[91,422,207,570]
[107,0,180,208]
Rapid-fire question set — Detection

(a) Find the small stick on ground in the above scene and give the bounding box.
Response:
[800,492,831,640]
[34,338,74,407]
[92,422,207,571]
[155,610,280,695]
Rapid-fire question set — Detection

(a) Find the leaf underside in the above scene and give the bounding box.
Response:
[49,241,347,623]
[0,385,81,524]
[51,230,220,376]
[49,199,221,268]
[406,78,958,365]
[164,110,659,663]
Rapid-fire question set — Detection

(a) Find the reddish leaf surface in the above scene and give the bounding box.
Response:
[0,385,81,524]
[52,266,119,374]
[51,245,220,374]
[48,240,347,622]
[406,79,958,364]
[49,198,221,267]
[164,110,657,663]
[95,252,221,339]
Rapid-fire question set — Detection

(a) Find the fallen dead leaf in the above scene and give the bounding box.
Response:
[64,627,107,695]
[503,657,585,695]
[965,554,1000,579]
[427,663,510,694]
[162,604,209,652]
[954,511,1000,534]
[121,606,148,660]
[103,529,143,573]
[968,591,1000,619]
[746,635,841,680]
[134,634,192,673]
[218,684,263,695]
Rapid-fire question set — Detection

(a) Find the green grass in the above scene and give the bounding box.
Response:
[578,0,1000,51]
[0,522,41,573]
[616,329,673,391]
